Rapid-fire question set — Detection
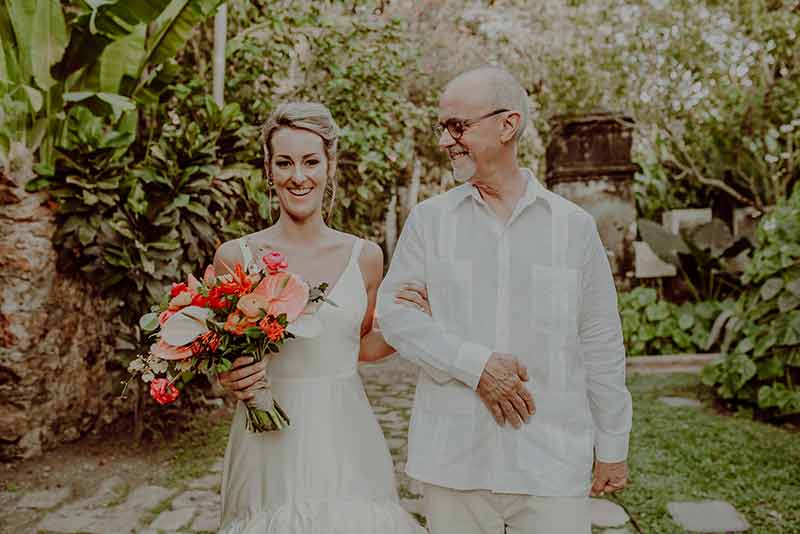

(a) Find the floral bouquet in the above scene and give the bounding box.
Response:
[125,251,332,432]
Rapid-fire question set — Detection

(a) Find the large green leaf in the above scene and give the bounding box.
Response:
[0,4,19,83]
[5,0,36,83]
[30,0,68,90]
[63,91,136,120]
[141,0,223,72]
[99,24,146,93]
[88,0,174,28]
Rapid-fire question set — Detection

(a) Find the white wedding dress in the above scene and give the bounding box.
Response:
[218,237,426,534]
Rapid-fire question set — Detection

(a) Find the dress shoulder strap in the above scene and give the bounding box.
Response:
[237,237,253,270]
[350,238,365,264]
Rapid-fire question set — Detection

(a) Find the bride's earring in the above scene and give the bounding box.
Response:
[265,167,275,225]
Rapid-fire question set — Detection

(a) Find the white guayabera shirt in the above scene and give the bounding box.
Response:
[376,169,633,496]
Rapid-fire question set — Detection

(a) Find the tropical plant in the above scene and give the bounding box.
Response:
[0,0,226,173]
[224,1,430,240]
[619,287,729,356]
[422,0,800,213]
[702,185,800,417]
[638,218,746,302]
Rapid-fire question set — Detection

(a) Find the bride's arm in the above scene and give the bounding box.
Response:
[358,240,432,363]
[358,240,396,363]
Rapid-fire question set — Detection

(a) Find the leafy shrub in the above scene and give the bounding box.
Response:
[620,287,728,356]
[223,1,430,240]
[702,186,800,416]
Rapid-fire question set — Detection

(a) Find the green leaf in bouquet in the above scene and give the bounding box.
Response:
[139,312,159,332]
[180,370,194,383]
[244,326,263,338]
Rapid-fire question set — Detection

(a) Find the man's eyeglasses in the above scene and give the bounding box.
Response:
[432,109,510,140]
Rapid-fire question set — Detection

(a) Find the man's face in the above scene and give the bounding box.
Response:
[437,80,503,182]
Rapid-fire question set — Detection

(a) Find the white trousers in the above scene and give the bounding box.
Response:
[423,483,591,534]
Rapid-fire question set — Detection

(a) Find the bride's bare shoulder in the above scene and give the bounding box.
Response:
[355,237,384,288]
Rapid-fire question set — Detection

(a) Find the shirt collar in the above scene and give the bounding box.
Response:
[446,168,545,212]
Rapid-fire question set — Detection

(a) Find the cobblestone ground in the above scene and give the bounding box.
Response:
[0,356,421,534]
[2,356,636,533]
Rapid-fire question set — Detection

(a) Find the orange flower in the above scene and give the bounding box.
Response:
[224,310,256,335]
[260,317,285,342]
[191,331,221,355]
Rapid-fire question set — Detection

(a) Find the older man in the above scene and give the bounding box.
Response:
[376,66,632,534]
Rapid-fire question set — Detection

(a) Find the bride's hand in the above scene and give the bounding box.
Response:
[394,283,432,316]
[218,356,267,401]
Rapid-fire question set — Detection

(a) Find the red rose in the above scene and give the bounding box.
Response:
[149,378,180,405]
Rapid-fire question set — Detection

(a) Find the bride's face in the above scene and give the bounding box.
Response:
[268,127,330,222]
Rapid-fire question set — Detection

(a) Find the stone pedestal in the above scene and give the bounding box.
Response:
[545,113,639,283]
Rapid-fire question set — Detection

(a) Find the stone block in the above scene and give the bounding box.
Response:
[667,500,749,532]
[16,486,71,509]
[149,508,196,531]
[662,208,712,236]
[634,241,677,278]
[589,498,629,527]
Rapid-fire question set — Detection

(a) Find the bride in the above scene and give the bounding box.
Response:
[213,102,429,533]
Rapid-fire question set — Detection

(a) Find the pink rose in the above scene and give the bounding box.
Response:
[150,378,179,405]
[263,251,289,274]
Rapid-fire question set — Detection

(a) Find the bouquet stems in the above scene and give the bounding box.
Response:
[243,340,290,432]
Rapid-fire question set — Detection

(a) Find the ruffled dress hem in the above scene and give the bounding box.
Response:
[218,497,427,534]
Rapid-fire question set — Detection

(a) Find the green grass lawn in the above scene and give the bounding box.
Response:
[616,373,800,533]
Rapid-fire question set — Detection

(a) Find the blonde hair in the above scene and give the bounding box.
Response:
[261,102,340,220]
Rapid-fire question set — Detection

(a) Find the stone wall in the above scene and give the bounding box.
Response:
[0,158,126,460]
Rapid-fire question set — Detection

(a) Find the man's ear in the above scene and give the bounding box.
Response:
[500,111,522,144]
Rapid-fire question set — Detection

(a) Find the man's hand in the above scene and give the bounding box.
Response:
[477,353,535,428]
[218,357,267,401]
[394,283,432,316]
[590,460,628,496]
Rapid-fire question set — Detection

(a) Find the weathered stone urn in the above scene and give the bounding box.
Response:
[545,113,639,282]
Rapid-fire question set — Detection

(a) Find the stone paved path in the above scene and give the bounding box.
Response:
[3,356,748,533]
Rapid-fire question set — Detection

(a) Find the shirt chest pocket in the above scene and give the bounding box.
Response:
[427,258,473,329]
[531,265,580,337]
